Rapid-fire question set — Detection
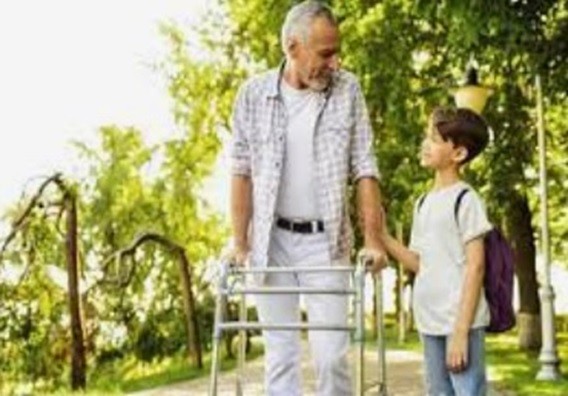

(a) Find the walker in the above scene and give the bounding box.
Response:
[208,255,388,395]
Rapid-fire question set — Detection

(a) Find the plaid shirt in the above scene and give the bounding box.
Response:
[230,64,379,269]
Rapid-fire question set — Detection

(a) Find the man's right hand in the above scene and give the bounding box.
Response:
[227,244,249,267]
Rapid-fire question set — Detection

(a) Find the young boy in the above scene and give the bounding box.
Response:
[381,107,493,395]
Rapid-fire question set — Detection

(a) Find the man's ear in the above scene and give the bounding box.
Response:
[286,37,299,58]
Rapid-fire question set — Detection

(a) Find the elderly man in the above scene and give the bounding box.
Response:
[229,1,386,395]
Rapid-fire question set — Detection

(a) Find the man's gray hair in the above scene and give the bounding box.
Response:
[281,1,336,52]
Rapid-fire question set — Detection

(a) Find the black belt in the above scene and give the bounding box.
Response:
[276,218,324,234]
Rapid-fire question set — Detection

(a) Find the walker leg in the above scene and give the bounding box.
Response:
[354,260,366,395]
[209,263,229,396]
[236,291,246,395]
[375,272,387,396]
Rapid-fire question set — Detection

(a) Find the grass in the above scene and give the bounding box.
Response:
[26,317,568,395]
[486,329,568,395]
[40,324,412,395]
[98,343,264,394]
[369,320,422,352]
[35,341,265,395]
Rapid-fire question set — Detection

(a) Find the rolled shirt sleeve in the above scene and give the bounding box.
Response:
[350,80,380,182]
[230,84,252,176]
[409,199,423,254]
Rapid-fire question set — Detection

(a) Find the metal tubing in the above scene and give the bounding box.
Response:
[375,272,387,395]
[209,262,229,396]
[236,292,246,395]
[354,257,366,395]
[229,265,355,275]
[219,322,355,331]
[223,286,356,295]
[210,258,389,394]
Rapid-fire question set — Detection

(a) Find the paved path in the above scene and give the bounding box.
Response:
[131,343,511,395]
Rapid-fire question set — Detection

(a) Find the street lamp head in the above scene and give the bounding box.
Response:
[453,64,493,114]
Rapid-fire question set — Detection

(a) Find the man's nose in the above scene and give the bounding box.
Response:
[328,54,340,71]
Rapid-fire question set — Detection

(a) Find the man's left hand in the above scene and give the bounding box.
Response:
[358,246,388,273]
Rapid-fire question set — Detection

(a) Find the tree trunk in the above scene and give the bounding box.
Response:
[65,195,86,389]
[177,250,202,368]
[506,193,541,350]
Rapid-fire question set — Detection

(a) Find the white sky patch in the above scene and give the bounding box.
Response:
[0,0,211,212]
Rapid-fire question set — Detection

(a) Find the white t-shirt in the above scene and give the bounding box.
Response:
[275,80,321,219]
[409,181,492,335]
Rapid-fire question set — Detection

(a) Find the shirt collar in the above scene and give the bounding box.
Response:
[266,60,335,100]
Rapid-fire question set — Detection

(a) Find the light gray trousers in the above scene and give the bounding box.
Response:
[255,227,352,396]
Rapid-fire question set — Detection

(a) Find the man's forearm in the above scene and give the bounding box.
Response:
[231,175,252,248]
[356,177,383,249]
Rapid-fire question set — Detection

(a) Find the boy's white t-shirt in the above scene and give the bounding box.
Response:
[409,181,492,335]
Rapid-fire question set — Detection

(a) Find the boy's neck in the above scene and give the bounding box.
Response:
[433,166,461,190]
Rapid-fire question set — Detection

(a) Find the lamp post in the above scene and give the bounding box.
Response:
[453,60,492,114]
[535,74,561,381]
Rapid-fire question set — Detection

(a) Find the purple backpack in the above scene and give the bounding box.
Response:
[417,189,516,333]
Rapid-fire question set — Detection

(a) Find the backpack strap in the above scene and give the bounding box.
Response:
[454,188,470,223]
[418,188,469,220]
[417,194,427,212]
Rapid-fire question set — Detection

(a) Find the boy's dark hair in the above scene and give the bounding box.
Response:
[431,107,489,164]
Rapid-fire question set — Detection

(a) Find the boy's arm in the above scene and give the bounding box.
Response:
[454,237,485,332]
[447,236,485,371]
[381,233,420,273]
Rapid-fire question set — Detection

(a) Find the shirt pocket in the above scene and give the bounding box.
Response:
[320,123,352,178]
[249,128,272,177]
[320,115,352,154]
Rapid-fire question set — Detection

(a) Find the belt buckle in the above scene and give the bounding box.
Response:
[311,220,319,233]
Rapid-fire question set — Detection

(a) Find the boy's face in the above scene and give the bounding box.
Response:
[420,122,466,169]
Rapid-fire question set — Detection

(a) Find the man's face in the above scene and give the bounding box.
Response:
[289,17,340,91]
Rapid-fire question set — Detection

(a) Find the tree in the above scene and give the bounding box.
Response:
[0,174,86,390]
[100,231,203,368]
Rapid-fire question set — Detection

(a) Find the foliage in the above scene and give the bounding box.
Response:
[1,0,566,392]
[221,0,568,261]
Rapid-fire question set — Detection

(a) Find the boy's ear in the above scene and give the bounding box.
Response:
[454,146,468,163]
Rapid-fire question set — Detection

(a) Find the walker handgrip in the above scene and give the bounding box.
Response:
[358,253,374,271]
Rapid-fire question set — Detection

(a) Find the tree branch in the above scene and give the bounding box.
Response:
[98,231,184,289]
[0,173,65,260]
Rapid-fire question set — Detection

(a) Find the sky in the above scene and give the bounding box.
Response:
[0,0,228,214]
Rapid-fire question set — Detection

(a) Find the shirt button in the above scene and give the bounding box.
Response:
[275,161,280,167]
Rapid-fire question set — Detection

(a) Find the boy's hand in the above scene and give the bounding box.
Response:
[447,331,469,373]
